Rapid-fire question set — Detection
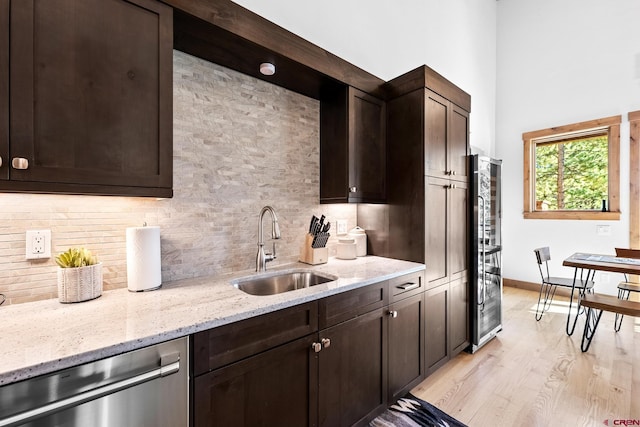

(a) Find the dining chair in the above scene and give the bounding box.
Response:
[534,247,595,321]
[613,247,640,331]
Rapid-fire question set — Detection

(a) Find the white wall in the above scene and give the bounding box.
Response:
[496,0,640,294]
[233,0,497,155]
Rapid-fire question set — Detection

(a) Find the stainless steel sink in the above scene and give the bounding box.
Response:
[232,269,337,296]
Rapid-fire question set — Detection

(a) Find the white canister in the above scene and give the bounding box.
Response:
[349,226,367,257]
[336,237,357,260]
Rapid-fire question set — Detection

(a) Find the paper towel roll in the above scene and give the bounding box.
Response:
[126,226,162,292]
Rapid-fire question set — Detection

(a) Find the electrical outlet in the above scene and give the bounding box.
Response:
[337,219,348,235]
[26,230,51,260]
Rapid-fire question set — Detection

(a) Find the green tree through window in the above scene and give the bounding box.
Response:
[523,115,620,220]
[535,135,608,210]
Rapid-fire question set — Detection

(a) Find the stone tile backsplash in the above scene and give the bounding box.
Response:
[0,51,356,305]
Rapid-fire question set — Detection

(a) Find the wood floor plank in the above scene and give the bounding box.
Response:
[411,286,640,426]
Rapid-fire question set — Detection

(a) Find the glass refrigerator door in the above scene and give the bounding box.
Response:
[477,158,502,338]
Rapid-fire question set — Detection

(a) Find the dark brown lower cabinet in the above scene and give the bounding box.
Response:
[425,283,449,375]
[450,276,470,355]
[192,274,426,426]
[193,334,318,427]
[318,308,387,427]
[424,276,470,377]
[388,293,424,402]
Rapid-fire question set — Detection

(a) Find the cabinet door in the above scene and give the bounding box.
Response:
[9,0,172,196]
[424,89,469,181]
[0,0,7,181]
[449,276,470,356]
[193,334,318,427]
[449,105,469,181]
[449,180,468,280]
[425,283,449,376]
[424,90,448,178]
[425,176,448,288]
[388,293,424,402]
[318,308,387,427]
[320,85,385,204]
[349,87,386,203]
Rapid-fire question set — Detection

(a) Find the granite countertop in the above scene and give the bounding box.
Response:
[0,256,424,386]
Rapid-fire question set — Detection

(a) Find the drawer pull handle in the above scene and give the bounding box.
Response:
[12,157,29,170]
[321,338,331,349]
[312,342,322,353]
[349,186,357,193]
[388,310,398,318]
[396,282,419,291]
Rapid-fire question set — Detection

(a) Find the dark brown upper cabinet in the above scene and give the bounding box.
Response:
[425,91,469,181]
[2,0,173,197]
[320,85,386,204]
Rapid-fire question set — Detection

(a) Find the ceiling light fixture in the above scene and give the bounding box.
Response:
[259,62,276,76]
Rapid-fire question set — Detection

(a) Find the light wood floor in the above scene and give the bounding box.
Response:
[411,286,640,427]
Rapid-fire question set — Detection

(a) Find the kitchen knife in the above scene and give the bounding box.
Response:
[309,215,317,234]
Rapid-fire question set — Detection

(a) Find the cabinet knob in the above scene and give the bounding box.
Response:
[349,186,357,193]
[321,338,331,349]
[311,342,322,353]
[0,156,2,168]
[447,184,457,189]
[388,310,398,318]
[12,157,29,170]
[451,170,457,176]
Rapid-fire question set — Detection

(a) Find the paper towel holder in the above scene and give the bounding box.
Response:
[126,224,162,292]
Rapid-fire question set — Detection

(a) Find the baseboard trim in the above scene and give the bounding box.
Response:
[504,278,640,301]
[503,278,572,297]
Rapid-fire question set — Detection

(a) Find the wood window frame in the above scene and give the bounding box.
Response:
[629,111,640,247]
[523,115,621,220]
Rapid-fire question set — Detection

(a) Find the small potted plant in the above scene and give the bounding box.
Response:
[55,247,102,303]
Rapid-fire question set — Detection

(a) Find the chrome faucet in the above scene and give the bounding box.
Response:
[256,206,281,272]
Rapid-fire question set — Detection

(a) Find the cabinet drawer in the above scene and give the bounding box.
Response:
[389,271,425,303]
[193,301,318,375]
[319,281,387,329]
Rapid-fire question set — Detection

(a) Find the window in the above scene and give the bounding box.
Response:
[523,115,621,220]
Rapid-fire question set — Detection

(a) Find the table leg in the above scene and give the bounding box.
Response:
[581,306,603,352]
[566,267,594,336]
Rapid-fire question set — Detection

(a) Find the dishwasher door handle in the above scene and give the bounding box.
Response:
[0,359,180,427]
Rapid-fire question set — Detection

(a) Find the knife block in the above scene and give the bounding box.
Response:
[299,234,328,265]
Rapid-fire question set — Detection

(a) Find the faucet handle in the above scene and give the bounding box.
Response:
[265,242,277,262]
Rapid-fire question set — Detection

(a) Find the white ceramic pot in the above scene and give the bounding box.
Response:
[348,226,367,257]
[57,263,103,303]
[336,237,357,260]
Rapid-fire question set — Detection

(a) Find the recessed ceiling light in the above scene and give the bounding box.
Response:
[259,62,276,76]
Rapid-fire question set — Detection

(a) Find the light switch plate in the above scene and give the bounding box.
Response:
[596,224,611,236]
[336,219,348,235]
[26,229,52,260]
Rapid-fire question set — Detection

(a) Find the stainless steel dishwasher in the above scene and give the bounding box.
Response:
[0,336,188,427]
